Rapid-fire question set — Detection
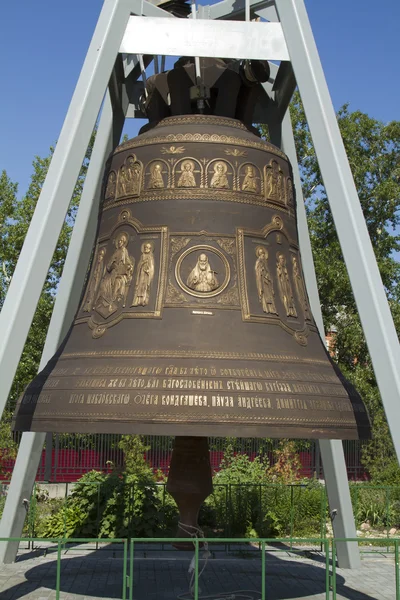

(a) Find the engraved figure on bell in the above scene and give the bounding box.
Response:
[278,168,285,201]
[292,255,311,321]
[210,161,229,189]
[126,156,141,195]
[177,160,196,187]
[266,160,279,200]
[105,171,116,200]
[242,165,258,193]
[117,165,128,197]
[95,232,134,316]
[276,252,297,318]
[149,162,165,188]
[83,247,106,312]
[132,242,155,307]
[287,178,294,205]
[255,247,277,315]
[187,253,219,293]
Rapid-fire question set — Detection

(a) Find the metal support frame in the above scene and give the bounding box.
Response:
[263,58,360,568]
[0,87,128,563]
[280,108,360,569]
[0,0,398,568]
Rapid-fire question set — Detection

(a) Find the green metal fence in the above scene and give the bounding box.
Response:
[1,536,399,600]
[16,481,400,547]
[2,480,400,555]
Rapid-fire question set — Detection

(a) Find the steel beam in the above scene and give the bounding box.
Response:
[207,0,276,21]
[263,59,361,569]
[275,0,400,464]
[0,89,126,564]
[280,110,360,569]
[0,0,131,422]
[120,17,289,60]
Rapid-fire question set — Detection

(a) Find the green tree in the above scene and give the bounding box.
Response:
[0,170,18,311]
[0,135,95,471]
[260,94,400,481]
[0,135,94,408]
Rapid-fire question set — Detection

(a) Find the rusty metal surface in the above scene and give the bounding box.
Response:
[13,116,371,439]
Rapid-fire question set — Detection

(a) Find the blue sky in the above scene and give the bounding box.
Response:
[0,0,399,198]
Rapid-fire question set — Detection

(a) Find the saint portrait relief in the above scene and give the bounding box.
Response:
[177,160,196,188]
[242,165,259,193]
[95,232,135,318]
[276,252,297,318]
[187,253,219,293]
[126,156,141,195]
[83,247,106,312]
[132,242,155,307]
[254,247,277,315]
[266,161,279,200]
[148,162,165,189]
[292,255,311,320]
[210,161,229,189]
[117,165,128,197]
[287,178,294,205]
[278,168,285,202]
[105,172,116,200]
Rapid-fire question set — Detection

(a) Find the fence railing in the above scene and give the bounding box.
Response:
[2,480,400,553]
[2,433,369,481]
[1,536,399,600]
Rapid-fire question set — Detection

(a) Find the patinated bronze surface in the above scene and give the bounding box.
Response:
[13,114,370,440]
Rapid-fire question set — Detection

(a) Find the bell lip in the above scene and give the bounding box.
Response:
[12,417,371,441]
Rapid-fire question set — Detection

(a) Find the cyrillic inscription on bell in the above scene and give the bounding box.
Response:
[13,58,370,442]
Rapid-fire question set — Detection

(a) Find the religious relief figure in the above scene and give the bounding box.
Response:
[278,168,285,202]
[276,252,297,317]
[254,247,277,315]
[131,242,155,307]
[83,248,106,312]
[242,165,259,193]
[210,161,229,189]
[187,253,219,293]
[266,160,279,201]
[126,156,141,195]
[292,255,311,321]
[117,165,128,197]
[95,232,135,317]
[105,172,116,200]
[148,162,165,189]
[177,160,196,188]
[287,178,294,205]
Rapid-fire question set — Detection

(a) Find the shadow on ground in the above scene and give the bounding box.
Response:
[0,543,387,600]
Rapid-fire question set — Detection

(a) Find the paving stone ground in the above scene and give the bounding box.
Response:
[0,543,397,600]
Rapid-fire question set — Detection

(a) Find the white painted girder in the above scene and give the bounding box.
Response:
[120,17,289,60]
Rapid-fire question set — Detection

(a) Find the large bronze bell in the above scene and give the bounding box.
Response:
[13,57,370,545]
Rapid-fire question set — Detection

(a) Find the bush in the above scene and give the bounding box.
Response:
[38,436,178,539]
[260,479,325,537]
[37,439,327,541]
[205,444,270,537]
[351,485,400,529]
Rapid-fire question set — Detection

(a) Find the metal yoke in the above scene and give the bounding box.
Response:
[0,0,399,569]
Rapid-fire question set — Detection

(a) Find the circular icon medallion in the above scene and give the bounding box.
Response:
[175,245,231,298]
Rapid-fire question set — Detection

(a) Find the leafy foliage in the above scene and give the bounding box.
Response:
[37,436,176,539]
[36,447,327,540]
[0,134,95,409]
[261,94,400,480]
[351,485,400,529]
[268,440,302,484]
[0,136,95,472]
